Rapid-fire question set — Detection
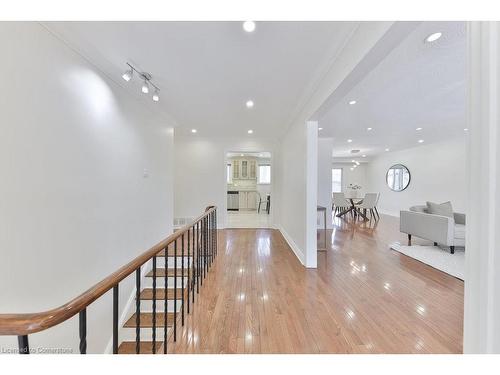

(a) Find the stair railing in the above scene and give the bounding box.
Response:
[0,206,218,354]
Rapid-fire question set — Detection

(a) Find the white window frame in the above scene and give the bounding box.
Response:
[332,168,343,193]
[257,164,271,185]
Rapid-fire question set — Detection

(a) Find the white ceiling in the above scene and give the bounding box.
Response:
[318,21,467,159]
[45,21,358,138]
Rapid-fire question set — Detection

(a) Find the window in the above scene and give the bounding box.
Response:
[227,164,232,184]
[258,164,271,184]
[332,168,342,193]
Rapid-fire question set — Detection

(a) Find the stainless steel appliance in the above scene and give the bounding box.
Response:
[227,191,239,211]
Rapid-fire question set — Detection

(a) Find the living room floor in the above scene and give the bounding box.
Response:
[167,214,463,353]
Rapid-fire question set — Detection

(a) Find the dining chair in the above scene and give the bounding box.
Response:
[332,192,350,215]
[356,193,380,221]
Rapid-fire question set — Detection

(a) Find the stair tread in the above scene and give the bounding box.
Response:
[118,341,164,354]
[139,288,186,300]
[146,268,189,277]
[124,312,175,328]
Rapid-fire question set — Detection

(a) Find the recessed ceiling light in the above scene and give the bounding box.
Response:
[350,167,354,171]
[243,21,256,33]
[351,159,355,163]
[349,100,357,105]
[362,155,366,158]
[191,129,197,133]
[425,32,442,43]
[385,148,390,152]
[318,127,323,131]
[240,154,244,157]
[416,127,423,131]
[246,100,254,108]
[464,128,469,131]
[367,127,372,131]
[247,129,253,134]
[347,139,353,143]
[418,139,424,143]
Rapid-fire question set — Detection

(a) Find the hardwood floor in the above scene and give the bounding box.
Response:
[168,214,464,353]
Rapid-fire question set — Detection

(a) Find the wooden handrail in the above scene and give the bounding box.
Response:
[0,206,217,336]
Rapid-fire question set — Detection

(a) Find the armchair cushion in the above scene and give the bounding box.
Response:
[426,201,454,218]
[454,224,466,240]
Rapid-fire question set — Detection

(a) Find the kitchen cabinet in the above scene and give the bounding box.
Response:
[238,191,257,210]
[232,160,240,179]
[230,158,257,180]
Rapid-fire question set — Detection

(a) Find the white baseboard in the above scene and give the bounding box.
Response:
[277,225,305,266]
[377,209,400,218]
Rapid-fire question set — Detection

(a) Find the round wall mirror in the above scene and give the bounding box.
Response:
[386,164,411,191]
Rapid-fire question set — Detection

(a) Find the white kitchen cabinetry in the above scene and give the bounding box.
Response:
[232,160,240,179]
[230,158,257,180]
[238,191,257,210]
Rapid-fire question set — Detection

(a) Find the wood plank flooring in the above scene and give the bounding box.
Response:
[167,214,463,353]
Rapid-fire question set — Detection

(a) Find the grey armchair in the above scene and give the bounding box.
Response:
[400,205,465,254]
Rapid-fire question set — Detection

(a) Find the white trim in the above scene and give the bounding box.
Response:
[277,225,305,266]
[464,21,500,353]
[306,121,318,268]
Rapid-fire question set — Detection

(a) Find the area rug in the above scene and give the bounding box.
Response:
[389,242,465,280]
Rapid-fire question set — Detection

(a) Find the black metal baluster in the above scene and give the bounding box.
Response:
[135,267,141,354]
[214,209,219,256]
[198,221,202,288]
[181,233,185,326]
[163,246,168,354]
[152,256,157,354]
[174,239,177,341]
[208,213,211,268]
[211,212,214,265]
[18,335,29,354]
[187,228,191,313]
[113,285,119,354]
[204,216,208,277]
[79,309,87,354]
[192,224,195,303]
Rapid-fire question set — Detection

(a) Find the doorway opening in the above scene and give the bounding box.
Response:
[225,151,273,228]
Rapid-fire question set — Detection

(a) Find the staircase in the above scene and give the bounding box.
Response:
[0,206,217,355]
[118,245,193,354]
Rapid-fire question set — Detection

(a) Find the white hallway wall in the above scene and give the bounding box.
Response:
[365,137,467,216]
[173,135,277,226]
[277,22,394,268]
[0,23,175,353]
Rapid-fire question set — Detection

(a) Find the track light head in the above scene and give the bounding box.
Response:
[141,80,149,94]
[152,90,160,102]
[122,68,133,82]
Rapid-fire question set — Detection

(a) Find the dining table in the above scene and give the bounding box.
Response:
[336,194,369,221]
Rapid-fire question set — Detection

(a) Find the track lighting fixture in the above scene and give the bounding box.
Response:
[141,80,149,94]
[121,62,160,103]
[122,68,133,82]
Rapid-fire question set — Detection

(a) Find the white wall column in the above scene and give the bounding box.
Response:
[305,121,318,268]
[464,21,500,353]
[317,138,334,230]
